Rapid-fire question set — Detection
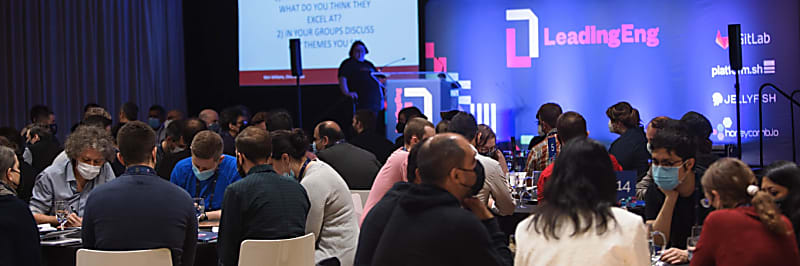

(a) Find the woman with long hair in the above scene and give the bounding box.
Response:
[762,160,800,249]
[690,158,800,266]
[514,138,649,265]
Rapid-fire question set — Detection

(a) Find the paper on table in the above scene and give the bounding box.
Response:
[41,238,81,246]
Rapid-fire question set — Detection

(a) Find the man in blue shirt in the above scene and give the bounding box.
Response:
[171,130,241,221]
[82,121,197,266]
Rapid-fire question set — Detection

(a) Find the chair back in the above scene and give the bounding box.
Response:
[76,248,172,266]
[238,233,316,266]
[351,193,364,221]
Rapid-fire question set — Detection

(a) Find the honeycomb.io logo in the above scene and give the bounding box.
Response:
[714,117,733,141]
[714,117,780,141]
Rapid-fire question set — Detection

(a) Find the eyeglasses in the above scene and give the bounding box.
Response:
[9,169,20,174]
[652,159,684,167]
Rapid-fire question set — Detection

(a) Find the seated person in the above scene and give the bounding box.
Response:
[218,127,310,266]
[515,138,649,265]
[645,120,711,252]
[30,126,116,227]
[356,134,512,266]
[350,109,394,164]
[170,130,241,221]
[606,102,650,177]
[537,112,623,202]
[0,146,41,266]
[690,158,800,266]
[156,118,206,180]
[82,122,197,266]
[524,103,562,172]
[762,161,800,249]
[314,121,381,190]
[360,118,434,224]
[271,129,359,266]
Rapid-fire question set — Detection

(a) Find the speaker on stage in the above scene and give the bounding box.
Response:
[728,24,742,71]
[290,38,302,76]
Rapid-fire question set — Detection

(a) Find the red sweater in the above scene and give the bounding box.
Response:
[536,154,623,202]
[690,206,800,266]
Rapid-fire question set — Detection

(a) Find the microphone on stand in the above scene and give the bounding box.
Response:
[380,57,406,72]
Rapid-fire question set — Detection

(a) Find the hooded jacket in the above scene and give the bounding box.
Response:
[355,182,511,266]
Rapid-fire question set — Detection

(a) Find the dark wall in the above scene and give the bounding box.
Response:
[183,0,357,133]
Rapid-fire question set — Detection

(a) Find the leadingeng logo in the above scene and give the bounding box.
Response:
[714,117,780,141]
[711,59,775,78]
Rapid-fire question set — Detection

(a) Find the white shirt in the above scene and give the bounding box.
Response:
[514,207,650,266]
[301,160,359,266]
[473,146,515,216]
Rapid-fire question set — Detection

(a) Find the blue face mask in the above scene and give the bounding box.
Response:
[208,123,221,133]
[311,142,318,154]
[284,169,296,179]
[192,164,216,181]
[652,163,683,190]
[147,117,161,129]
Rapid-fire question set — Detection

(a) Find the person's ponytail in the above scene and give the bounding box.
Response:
[751,189,790,235]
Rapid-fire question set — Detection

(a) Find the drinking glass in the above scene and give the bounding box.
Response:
[54,200,70,230]
[687,225,702,260]
[193,197,205,222]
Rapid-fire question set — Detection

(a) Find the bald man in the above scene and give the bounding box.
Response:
[198,109,220,132]
[314,121,381,190]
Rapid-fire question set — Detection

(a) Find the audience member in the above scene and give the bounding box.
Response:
[156,119,186,163]
[393,107,426,149]
[515,138,649,265]
[361,117,434,224]
[405,141,424,184]
[30,126,116,227]
[450,112,514,216]
[356,133,511,266]
[81,115,113,133]
[199,108,220,133]
[250,111,269,130]
[525,103,562,172]
[219,107,247,156]
[476,124,508,173]
[81,121,197,266]
[536,112,623,202]
[30,105,59,137]
[350,109,394,164]
[689,158,800,266]
[265,109,294,132]
[436,120,450,133]
[680,111,719,170]
[645,120,711,250]
[158,109,185,144]
[218,127,311,266]
[762,161,800,249]
[315,121,381,190]
[112,102,139,140]
[0,146,41,266]
[170,130,241,221]
[156,118,206,180]
[271,129,359,266]
[635,116,671,199]
[148,104,166,130]
[606,102,650,177]
[0,130,37,203]
[24,125,62,174]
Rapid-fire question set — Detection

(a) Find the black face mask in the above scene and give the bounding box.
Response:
[396,122,405,134]
[49,124,58,135]
[236,154,247,178]
[470,161,486,196]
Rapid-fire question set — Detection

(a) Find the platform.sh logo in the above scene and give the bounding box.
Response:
[505,9,539,68]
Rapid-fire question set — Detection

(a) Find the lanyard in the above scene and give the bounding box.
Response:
[297,158,312,182]
[195,173,218,210]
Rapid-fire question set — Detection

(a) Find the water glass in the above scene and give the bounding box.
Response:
[193,197,205,221]
[687,225,702,260]
[54,200,70,229]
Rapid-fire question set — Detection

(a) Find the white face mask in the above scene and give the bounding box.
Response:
[608,120,615,134]
[537,124,545,136]
[76,161,102,180]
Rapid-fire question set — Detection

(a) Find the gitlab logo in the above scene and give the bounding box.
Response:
[715,30,729,49]
[715,30,771,50]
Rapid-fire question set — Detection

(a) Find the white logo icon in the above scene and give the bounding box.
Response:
[722,117,733,128]
[712,92,723,107]
[764,59,775,74]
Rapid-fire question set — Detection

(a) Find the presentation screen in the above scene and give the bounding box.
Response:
[424,0,799,165]
[239,0,420,86]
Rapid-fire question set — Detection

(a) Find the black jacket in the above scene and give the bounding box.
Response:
[218,164,310,266]
[15,155,37,203]
[29,139,62,175]
[609,127,650,178]
[317,142,381,190]
[356,182,512,266]
[156,148,192,180]
[350,131,395,164]
[0,192,41,266]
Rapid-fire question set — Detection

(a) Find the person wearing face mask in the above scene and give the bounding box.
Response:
[199,108,220,133]
[476,124,508,173]
[218,127,311,266]
[147,104,166,131]
[689,158,800,266]
[0,146,42,266]
[606,102,650,178]
[30,126,116,227]
[635,116,671,200]
[644,120,712,253]
[270,129,359,266]
[314,121,381,190]
[350,109,394,164]
[449,112,514,216]
[82,121,198,266]
[156,119,186,164]
[515,138,649,266]
[762,161,800,250]
[356,134,511,266]
[170,130,241,221]
[156,118,207,180]
[219,107,249,156]
[525,103,562,172]
[361,117,435,225]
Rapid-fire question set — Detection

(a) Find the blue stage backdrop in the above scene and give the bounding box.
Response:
[423,0,800,165]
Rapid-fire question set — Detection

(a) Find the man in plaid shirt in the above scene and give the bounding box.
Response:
[525,103,562,172]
